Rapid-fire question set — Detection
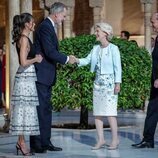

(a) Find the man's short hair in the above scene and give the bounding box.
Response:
[49,2,67,15]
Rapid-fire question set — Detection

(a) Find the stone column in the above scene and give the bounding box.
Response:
[9,0,20,94]
[62,0,75,38]
[4,0,20,131]
[4,0,10,118]
[89,0,104,24]
[63,7,71,38]
[57,25,63,40]
[20,0,33,40]
[140,0,154,52]
[39,0,49,17]
[20,0,32,13]
[70,7,75,37]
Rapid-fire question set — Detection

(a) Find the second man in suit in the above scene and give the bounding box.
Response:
[132,13,158,149]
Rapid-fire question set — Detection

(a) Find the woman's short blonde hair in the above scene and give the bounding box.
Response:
[95,22,113,41]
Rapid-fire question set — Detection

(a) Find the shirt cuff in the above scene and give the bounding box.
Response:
[65,56,69,64]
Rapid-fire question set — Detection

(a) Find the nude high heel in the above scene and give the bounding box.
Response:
[107,142,119,150]
[91,141,109,150]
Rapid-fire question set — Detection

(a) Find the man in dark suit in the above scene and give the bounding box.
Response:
[132,13,158,148]
[30,2,75,153]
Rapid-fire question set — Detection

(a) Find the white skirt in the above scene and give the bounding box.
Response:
[10,65,40,135]
[93,74,118,116]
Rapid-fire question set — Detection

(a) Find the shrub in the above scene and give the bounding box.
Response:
[51,35,151,111]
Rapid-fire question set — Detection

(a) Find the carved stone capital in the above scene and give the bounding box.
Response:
[45,0,75,7]
[141,0,153,13]
[39,0,44,9]
[140,0,154,4]
[89,0,104,8]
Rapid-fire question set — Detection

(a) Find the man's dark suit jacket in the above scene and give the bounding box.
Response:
[35,18,67,86]
[150,35,158,99]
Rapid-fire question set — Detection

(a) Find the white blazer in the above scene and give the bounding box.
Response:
[78,43,122,83]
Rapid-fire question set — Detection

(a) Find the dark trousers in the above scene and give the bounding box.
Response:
[30,82,52,148]
[143,80,158,144]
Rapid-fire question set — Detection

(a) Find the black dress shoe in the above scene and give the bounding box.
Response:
[131,140,154,148]
[44,143,62,151]
[31,147,47,153]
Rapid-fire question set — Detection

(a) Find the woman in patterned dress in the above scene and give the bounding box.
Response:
[75,22,122,150]
[10,13,43,156]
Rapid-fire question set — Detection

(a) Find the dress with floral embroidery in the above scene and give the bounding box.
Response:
[93,46,118,116]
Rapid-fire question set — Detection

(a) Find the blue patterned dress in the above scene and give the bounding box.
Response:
[93,47,118,116]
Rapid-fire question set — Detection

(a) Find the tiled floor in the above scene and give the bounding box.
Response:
[0,110,158,158]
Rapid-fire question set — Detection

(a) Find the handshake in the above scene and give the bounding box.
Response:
[68,55,79,64]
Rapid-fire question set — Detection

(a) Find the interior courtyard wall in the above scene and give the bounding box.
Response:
[101,0,123,36]
[73,0,93,35]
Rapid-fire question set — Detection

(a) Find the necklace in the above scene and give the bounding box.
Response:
[99,48,103,61]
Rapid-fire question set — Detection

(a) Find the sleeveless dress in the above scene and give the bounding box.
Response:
[93,47,118,116]
[10,36,40,135]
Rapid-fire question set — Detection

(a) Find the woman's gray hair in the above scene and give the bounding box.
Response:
[49,2,67,14]
[95,22,113,41]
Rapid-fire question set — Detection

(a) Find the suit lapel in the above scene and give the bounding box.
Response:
[45,18,59,50]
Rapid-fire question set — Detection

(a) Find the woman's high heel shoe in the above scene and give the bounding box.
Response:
[91,142,109,150]
[107,144,119,150]
[16,143,32,156]
[16,145,19,155]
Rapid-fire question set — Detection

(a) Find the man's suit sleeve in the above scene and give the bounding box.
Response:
[152,36,158,80]
[38,24,67,65]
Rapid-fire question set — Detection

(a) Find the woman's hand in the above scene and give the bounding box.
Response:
[74,57,79,64]
[35,54,43,63]
[114,83,120,94]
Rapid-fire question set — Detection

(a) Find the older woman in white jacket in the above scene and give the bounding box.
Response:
[75,22,122,150]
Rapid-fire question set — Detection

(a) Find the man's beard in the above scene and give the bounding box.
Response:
[57,22,62,26]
